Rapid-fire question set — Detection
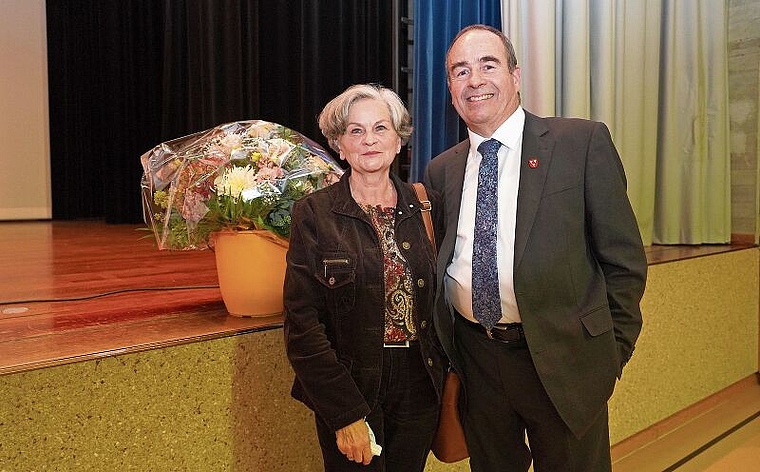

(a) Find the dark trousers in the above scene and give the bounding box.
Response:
[314,343,439,472]
[454,316,612,472]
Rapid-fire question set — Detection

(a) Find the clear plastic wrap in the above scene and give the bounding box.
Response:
[140,120,343,250]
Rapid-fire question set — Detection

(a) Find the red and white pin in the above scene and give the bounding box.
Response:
[528,158,539,169]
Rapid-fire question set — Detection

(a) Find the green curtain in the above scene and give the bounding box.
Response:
[500,0,730,245]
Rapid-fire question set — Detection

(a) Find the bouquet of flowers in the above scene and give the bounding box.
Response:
[140,120,343,250]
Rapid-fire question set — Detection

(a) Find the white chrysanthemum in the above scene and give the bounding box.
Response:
[215,165,258,199]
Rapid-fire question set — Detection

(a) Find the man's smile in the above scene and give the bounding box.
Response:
[467,93,494,102]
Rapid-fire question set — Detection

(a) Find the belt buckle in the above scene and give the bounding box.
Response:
[486,325,517,343]
[383,340,410,348]
[485,325,506,340]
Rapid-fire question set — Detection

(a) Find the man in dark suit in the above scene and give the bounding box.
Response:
[424,24,647,472]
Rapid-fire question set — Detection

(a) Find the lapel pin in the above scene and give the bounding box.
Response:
[528,158,539,169]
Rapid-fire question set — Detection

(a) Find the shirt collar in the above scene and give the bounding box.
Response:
[467,106,526,153]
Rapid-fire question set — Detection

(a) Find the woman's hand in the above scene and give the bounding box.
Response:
[335,419,373,465]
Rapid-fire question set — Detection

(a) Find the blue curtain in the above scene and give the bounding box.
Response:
[410,1,501,182]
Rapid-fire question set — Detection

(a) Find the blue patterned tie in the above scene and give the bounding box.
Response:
[472,139,502,330]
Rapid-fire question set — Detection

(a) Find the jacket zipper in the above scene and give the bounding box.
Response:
[322,258,350,278]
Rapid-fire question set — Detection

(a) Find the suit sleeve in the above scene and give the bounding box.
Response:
[585,122,647,373]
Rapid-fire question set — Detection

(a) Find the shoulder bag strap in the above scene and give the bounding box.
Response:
[412,182,437,253]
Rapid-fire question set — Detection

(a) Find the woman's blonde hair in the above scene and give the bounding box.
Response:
[317,83,412,153]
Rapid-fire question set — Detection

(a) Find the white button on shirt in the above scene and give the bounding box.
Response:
[445,106,525,324]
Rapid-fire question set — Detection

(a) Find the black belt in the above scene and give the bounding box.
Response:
[459,314,525,343]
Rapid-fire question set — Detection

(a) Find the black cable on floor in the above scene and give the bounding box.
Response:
[662,409,760,471]
[0,285,220,306]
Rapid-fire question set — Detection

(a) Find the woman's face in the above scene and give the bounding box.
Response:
[337,98,401,177]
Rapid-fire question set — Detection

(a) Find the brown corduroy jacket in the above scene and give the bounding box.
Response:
[283,170,446,432]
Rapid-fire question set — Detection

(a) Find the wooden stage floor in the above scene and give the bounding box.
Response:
[0,220,280,375]
[0,219,750,375]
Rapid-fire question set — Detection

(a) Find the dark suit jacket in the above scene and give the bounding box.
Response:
[424,110,647,438]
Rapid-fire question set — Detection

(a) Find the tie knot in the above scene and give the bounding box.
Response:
[478,139,501,160]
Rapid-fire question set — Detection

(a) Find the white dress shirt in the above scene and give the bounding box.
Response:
[445,106,525,324]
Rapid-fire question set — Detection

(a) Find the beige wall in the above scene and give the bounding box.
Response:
[609,248,759,443]
[0,0,51,220]
[729,0,760,239]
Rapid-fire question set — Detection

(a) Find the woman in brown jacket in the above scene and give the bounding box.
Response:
[284,84,445,471]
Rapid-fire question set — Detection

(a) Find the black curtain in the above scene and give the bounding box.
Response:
[46,0,394,223]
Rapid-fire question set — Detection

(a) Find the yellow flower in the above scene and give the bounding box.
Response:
[153,190,169,208]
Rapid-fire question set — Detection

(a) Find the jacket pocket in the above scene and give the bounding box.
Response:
[579,305,613,337]
[317,253,356,314]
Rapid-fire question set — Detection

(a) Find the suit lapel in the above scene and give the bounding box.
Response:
[514,113,553,271]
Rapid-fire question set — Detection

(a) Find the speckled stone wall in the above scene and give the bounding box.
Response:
[424,455,470,471]
[0,328,322,471]
[1,249,757,471]
[609,248,759,444]
[0,326,470,472]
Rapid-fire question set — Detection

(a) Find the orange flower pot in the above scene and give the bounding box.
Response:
[212,230,289,317]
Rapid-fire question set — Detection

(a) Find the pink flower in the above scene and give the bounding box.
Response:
[180,188,209,223]
[247,122,276,138]
[255,165,285,182]
[261,138,295,166]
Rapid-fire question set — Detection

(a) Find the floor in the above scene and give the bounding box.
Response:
[611,378,760,471]
[0,221,277,375]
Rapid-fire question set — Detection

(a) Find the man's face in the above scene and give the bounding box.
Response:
[447,29,521,137]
